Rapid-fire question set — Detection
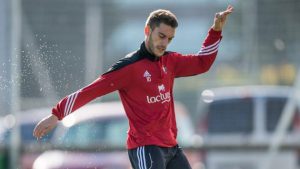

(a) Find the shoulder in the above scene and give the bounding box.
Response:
[164,51,180,57]
[163,51,181,60]
[104,51,142,74]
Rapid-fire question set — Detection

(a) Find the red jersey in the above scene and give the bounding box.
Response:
[52,28,222,149]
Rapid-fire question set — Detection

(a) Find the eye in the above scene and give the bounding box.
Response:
[159,34,165,39]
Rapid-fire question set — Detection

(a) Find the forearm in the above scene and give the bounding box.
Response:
[52,76,118,120]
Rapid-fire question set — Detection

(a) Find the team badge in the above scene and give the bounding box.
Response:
[162,66,167,74]
[158,84,165,93]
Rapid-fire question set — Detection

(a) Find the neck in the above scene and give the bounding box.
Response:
[144,40,154,55]
[139,41,158,62]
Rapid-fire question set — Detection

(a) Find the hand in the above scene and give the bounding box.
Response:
[212,5,234,31]
[33,114,58,139]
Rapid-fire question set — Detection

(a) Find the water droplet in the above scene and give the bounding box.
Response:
[201,89,215,103]
[3,114,16,129]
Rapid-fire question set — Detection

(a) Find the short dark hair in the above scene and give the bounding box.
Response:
[145,9,178,30]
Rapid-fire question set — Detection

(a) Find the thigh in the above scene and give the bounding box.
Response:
[166,148,192,169]
[128,145,166,169]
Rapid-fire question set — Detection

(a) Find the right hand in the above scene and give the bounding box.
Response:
[33,114,58,139]
[212,5,234,31]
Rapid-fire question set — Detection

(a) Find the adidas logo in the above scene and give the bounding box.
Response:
[144,70,151,82]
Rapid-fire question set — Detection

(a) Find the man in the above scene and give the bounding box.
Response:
[34,5,233,169]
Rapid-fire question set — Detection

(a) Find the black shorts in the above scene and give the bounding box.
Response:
[128,145,192,169]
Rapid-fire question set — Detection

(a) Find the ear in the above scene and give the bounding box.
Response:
[144,25,150,36]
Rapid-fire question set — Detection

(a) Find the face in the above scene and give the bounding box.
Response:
[145,23,176,57]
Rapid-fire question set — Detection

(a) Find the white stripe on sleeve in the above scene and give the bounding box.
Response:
[199,42,220,54]
[200,39,220,51]
[64,95,72,117]
[65,93,76,116]
[66,91,80,116]
[197,39,221,55]
[198,48,219,56]
[64,89,82,117]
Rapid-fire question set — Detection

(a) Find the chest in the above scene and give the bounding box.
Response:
[131,59,174,93]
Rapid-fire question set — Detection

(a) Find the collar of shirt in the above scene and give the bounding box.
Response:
[138,41,168,62]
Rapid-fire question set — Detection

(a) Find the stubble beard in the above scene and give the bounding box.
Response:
[148,33,163,57]
[148,34,156,56]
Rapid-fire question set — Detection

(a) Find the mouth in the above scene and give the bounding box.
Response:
[157,46,166,52]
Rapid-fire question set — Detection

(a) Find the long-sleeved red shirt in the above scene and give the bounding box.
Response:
[52,28,222,149]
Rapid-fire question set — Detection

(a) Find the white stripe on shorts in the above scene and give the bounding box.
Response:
[137,146,147,169]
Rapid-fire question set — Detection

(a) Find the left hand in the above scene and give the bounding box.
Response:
[212,5,234,31]
[33,114,58,139]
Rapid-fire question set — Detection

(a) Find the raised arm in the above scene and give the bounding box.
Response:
[171,5,234,77]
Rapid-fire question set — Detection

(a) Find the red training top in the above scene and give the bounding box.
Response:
[52,28,222,149]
